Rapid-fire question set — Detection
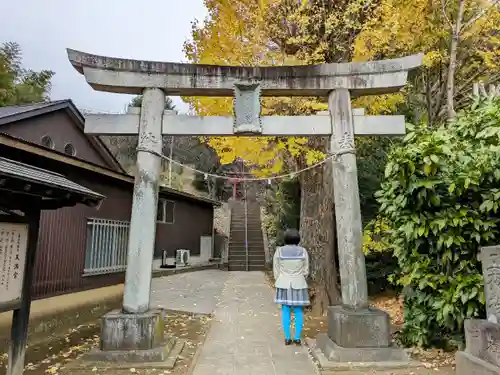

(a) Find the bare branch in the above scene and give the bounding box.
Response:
[440,0,454,28]
[461,0,500,32]
[456,67,488,93]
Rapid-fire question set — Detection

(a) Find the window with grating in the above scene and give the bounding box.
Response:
[40,135,54,149]
[84,218,130,275]
[64,143,76,156]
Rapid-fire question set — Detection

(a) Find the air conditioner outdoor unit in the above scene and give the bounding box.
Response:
[176,249,190,266]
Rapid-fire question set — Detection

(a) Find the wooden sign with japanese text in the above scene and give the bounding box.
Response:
[0,222,29,309]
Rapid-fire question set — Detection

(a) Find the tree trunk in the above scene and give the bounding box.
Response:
[299,137,341,315]
[446,0,466,120]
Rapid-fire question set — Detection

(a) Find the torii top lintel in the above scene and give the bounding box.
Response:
[67,49,423,97]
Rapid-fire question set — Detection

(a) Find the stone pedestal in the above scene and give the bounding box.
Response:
[312,306,413,369]
[456,319,500,375]
[81,309,179,364]
[327,306,391,348]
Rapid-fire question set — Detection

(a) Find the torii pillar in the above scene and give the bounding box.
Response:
[228,177,241,200]
[67,48,422,368]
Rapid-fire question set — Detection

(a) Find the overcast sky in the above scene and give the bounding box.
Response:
[0,0,208,114]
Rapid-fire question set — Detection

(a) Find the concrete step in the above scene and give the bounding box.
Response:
[228,249,265,254]
[229,236,263,241]
[229,239,264,249]
[229,242,264,248]
[230,237,263,241]
[230,232,263,235]
[230,231,263,234]
[230,236,263,239]
[228,260,265,266]
[231,213,261,217]
[229,257,265,262]
[229,235,263,239]
[231,220,262,224]
[230,249,264,253]
[229,243,264,249]
[228,244,264,248]
[231,223,261,226]
[230,228,263,232]
[230,228,263,233]
[228,248,265,252]
[230,235,263,239]
[229,249,265,253]
[230,231,262,234]
[228,259,266,265]
[231,223,262,227]
[232,214,261,217]
[230,238,263,242]
[229,256,265,261]
[229,249,265,254]
[228,245,264,250]
[230,231,263,235]
[228,264,266,271]
[230,225,262,229]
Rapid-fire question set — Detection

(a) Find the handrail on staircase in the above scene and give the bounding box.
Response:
[244,181,249,272]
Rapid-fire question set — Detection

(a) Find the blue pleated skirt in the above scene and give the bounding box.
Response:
[275,287,310,306]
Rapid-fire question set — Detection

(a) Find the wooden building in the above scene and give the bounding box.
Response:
[0,100,220,299]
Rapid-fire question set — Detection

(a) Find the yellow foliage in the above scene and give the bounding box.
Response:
[184,0,500,168]
[362,217,392,255]
[352,0,500,118]
[184,0,327,174]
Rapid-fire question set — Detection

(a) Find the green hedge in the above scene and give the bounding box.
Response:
[376,98,500,347]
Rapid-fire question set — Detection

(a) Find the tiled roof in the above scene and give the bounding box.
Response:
[0,156,102,197]
[0,100,69,120]
[0,156,104,207]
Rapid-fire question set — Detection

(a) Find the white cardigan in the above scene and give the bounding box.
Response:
[273,245,309,290]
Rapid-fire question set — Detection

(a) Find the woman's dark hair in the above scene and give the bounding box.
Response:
[283,228,301,245]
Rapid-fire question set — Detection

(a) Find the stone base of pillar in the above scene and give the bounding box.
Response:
[316,333,409,362]
[100,309,166,352]
[76,309,182,366]
[327,306,391,347]
[309,306,418,370]
[456,351,500,375]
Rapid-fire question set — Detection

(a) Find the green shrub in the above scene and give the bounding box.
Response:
[376,98,500,347]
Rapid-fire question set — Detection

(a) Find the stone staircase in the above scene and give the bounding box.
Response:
[228,199,266,271]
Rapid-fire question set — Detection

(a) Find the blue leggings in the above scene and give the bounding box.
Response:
[281,305,304,340]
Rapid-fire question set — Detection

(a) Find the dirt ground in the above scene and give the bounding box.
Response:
[0,311,211,375]
[302,294,456,375]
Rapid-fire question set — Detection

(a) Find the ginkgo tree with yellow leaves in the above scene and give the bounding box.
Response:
[353,0,500,123]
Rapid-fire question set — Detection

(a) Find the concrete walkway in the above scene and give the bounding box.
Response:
[190,271,319,375]
[151,269,229,314]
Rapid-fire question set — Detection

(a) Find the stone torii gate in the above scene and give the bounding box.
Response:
[67,49,422,368]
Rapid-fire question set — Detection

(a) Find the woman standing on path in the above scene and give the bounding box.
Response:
[273,228,310,346]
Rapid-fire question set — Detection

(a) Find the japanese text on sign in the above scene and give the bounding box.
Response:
[0,223,29,305]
